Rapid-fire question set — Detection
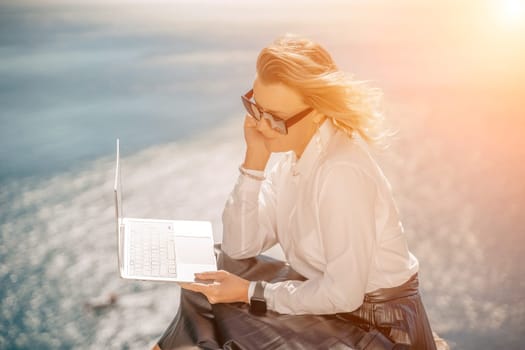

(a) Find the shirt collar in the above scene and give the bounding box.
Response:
[291,119,337,177]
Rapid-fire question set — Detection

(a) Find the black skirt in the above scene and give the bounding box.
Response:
[156,247,437,350]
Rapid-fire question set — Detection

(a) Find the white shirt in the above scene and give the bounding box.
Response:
[222,120,419,315]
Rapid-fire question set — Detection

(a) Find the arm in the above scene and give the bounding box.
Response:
[221,164,280,259]
[180,116,278,303]
[221,115,278,259]
[264,164,378,314]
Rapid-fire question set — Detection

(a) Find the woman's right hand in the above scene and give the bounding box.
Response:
[243,115,271,171]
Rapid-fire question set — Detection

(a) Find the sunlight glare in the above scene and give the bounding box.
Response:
[499,0,525,28]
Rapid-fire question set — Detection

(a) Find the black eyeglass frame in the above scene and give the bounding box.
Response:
[241,89,313,135]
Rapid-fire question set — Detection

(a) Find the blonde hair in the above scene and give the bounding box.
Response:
[256,34,392,149]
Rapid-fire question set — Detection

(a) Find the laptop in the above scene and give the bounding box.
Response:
[113,139,217,282]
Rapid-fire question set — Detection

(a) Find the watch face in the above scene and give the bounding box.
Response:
[250,298,267,315]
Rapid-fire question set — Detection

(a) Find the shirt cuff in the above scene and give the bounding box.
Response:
[236,168,265,192]
[247,281,257,303]
[240,165,265,179]
[243,166,265,177]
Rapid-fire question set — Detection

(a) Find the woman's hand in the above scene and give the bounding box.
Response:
[243,115,271,171]
[179,270,251,304]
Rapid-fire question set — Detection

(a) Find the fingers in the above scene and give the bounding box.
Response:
[195,270,229,281]
[179,271,248,305]
[179,281,210,293]
[244,114,258,128]
[178,270,228,292]
[179,280,220,304]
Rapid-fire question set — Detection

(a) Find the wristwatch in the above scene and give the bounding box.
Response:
[249,281,267,315]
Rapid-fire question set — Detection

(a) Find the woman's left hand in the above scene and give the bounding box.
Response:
[179,270,250,304]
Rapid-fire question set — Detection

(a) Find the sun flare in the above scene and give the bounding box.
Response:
[498,0,525,28]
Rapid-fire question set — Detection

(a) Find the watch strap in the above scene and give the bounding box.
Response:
[253,280,266,299]
[249,280,267,315]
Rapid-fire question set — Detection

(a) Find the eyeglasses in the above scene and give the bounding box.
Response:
[241,89,313,135]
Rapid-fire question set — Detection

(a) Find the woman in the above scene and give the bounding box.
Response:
[155,35,438,349]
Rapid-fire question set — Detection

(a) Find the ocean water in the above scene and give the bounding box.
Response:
[1,1,524,349]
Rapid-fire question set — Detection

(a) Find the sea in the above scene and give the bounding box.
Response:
[1,1,524,349]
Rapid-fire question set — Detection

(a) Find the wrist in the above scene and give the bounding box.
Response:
[241,279,251,304]
[244,147,270,171]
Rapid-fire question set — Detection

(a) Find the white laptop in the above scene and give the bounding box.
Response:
[113,139,217,282]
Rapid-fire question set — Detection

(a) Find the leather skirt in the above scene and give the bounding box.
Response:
[337,273,437,349]
[157,247,437,349]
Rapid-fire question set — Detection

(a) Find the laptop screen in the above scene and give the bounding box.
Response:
[114,138,124,224]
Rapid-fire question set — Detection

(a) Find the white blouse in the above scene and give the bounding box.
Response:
[222,120,419,315]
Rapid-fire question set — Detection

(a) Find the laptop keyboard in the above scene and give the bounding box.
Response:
[129,223,177,278]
